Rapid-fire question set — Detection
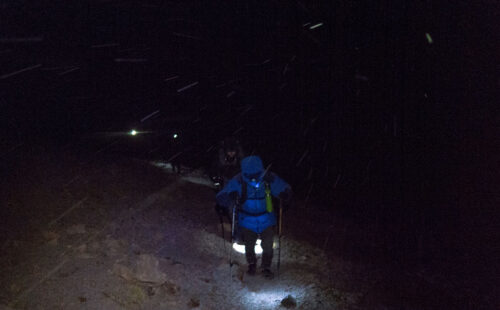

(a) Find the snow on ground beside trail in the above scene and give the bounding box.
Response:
[1,155,361,310]
[196,228,358,310]
[151,160,216,188]
[147,160,362,307]
[4,153,469,310]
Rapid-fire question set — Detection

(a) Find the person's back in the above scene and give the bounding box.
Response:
[215,155,292,278]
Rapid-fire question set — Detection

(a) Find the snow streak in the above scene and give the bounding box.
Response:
[141,110,160,122]
[59,67,80,76]
[0,64,42,79]
[177,81,199,92]
[164,75,179,81]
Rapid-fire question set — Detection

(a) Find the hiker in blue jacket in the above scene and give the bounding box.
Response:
[216,155,292,278]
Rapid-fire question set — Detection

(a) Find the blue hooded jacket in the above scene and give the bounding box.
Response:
[216,156,291,234]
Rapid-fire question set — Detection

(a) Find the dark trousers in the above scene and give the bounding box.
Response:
[241,226,274,269]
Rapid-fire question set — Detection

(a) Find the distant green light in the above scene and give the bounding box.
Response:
[130,130,137,136]
[173,133,178,139]
[425,33,433,44]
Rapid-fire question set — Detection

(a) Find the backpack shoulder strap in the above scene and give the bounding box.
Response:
[237,174,247,205]
[237,172,273,204]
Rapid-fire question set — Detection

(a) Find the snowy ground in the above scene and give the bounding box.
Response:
[0,147,358,310]
[0,146,494,309]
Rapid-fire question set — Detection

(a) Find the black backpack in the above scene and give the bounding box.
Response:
[237,172,275,206]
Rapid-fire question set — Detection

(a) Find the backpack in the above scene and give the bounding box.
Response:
[237,173,275,206]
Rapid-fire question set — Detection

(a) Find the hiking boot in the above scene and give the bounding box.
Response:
[247,264,257,276]
[261,268,274,279]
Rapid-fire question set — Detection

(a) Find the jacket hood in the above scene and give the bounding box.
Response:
[240,156,264,182]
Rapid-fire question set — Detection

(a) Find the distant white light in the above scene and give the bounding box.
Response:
[130,130,138,136]
[173,133,178,139]
[309,22,323,30]
[233,239,263,254]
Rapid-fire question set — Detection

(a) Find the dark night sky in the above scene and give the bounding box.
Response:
[1,0,498,251]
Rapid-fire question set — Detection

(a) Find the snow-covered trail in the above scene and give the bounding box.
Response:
[3,151,479,309]
[102,163,357,309]
[1,155,360,310]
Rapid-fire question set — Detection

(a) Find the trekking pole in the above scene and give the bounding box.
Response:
[218,207,227,255]
[277,200,283,278]
[229,203,236,279]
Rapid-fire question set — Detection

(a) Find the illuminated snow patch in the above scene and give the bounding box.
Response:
[150,161,215,187]
[232,239,263,254]
[251,290,287,304]
[243,287,305,309]
[181,175,215,187]
[152,161,175,171]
